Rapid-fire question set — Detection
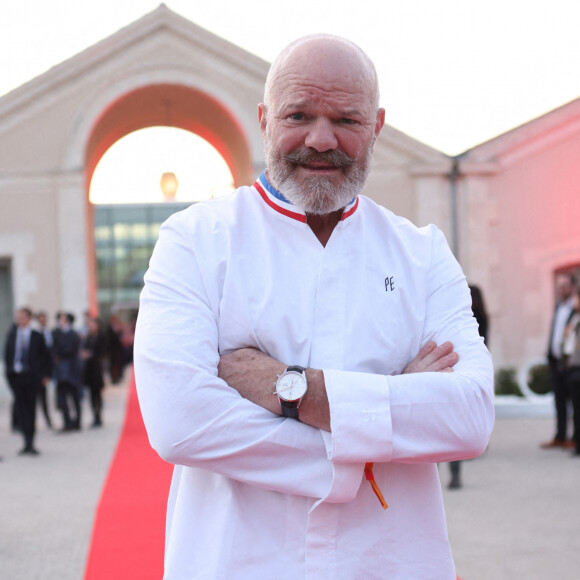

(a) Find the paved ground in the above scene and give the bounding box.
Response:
[0,374,130,580]
[442,413,580,579]
[1,377,579,580]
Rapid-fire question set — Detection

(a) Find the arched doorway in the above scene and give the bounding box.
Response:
[83,83,253,316]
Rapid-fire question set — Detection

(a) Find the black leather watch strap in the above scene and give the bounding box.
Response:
[286,365,305,373]
[280,399,300,418]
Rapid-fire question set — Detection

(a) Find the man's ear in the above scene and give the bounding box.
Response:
[370,108,385,150]
[258,103,268,136]
[374,108,385,141]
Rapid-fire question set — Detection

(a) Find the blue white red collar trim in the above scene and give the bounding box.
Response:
[253,171,358,223]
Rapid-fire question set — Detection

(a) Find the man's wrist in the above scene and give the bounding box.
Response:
[299,369,330,431]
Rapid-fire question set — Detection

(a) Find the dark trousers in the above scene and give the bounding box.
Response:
[37,383,53,428]
[567,367,580,452]
[87,385,103,425]
[8,372,39,449]
[57,380,82,429]
[549,357,570,441]
[449,460,461,477]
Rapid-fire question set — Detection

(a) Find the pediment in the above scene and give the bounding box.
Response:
[0,5,268,119]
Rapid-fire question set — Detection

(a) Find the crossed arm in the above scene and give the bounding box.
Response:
[218,340,459,432]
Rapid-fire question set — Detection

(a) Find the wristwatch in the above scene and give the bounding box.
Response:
[275,365,308,419]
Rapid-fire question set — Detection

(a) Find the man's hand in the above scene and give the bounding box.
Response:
[402,341,458,374]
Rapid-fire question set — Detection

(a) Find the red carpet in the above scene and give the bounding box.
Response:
[84,373,173,580]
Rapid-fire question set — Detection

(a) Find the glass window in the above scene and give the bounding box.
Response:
[94,202,191,316]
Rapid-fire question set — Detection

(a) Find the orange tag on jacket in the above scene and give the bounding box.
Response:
[364,462,388,510]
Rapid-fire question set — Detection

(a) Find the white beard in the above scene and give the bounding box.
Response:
[264,136,373,215]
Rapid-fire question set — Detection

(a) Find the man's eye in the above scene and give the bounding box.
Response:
[341,118,358,125]
[289,113,304,121]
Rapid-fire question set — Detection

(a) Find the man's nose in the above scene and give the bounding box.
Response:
[304,118,338,152]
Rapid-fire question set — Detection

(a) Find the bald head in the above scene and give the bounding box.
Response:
[264,35,380,111]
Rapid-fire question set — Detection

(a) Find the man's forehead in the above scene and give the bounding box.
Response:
[266,35,379,109]
[270,67,375,112]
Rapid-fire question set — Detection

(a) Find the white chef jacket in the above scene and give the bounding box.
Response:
[134,171,495,580]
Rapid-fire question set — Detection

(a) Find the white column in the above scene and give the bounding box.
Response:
[56,171,90,320]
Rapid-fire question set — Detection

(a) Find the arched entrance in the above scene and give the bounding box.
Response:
[84,83,254,315]
[85,83,252,190]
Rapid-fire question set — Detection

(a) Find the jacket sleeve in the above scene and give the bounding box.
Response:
[4,327,15,375]
[324,226,495,466]
[134,213,354,502]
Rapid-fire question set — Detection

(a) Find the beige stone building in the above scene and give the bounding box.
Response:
[459,100,580,384]
[1,5,579,391]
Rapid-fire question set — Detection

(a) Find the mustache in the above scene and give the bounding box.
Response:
[283,148,354,169]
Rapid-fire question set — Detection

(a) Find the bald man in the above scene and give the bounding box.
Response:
[135,35,494,579]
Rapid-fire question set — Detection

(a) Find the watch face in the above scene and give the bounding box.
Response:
[276,371,307,402]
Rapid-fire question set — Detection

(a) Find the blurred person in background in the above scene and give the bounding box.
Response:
[53,312,83,431]
[561,287,580,456]
[542,273,576,449]
[4,307,52,455]
[106,315,125,384]
[81,316,107,427]
[448,284,489,489]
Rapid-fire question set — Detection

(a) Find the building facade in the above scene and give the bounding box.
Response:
[1,5,579,390]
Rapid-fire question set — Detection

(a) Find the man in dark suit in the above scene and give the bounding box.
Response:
[543,273,576,448]
[53,312,83,431]
[4,307,52,455]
